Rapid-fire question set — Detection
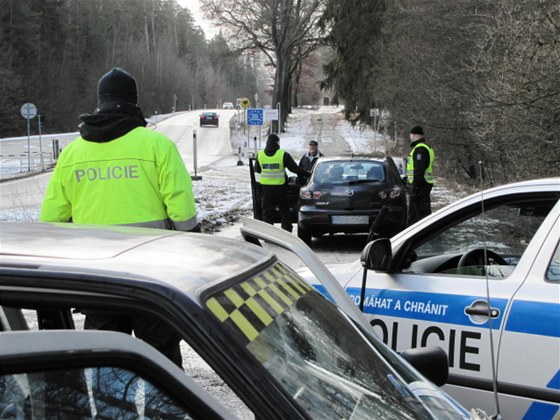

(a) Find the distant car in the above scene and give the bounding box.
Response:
[200,112,219,127]
[297,156,407,244]
[222,102,234,109]
[301,177,560,419]
[0,221,476,419]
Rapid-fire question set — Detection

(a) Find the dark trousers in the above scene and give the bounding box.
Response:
[407,183,433,227]
[84,313,182,368]
[261,184,293,232]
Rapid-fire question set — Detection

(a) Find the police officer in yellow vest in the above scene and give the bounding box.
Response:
[406,125,435,226]
[40,67,199,367]
[255,133,310,232]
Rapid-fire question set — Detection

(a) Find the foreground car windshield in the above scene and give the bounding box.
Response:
[205,262,431,419]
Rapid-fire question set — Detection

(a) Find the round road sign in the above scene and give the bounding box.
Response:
[241,98,251,108]
[21,103,37,120]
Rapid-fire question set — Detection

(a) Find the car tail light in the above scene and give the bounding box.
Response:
[378,188,402,199]
[300,189,311,199]
[300,190,322,200]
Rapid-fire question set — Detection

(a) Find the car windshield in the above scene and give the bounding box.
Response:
[313,161,385,184]
[205,262,430,419]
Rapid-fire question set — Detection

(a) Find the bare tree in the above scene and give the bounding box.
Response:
[200,0,325,131]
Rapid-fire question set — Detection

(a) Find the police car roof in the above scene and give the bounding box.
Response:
[0,222,273,298]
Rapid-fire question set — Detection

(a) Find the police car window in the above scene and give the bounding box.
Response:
[8,306,254,418]
[404,199,555,277]
[546,241,560,282]
[1,367,193,419]
[206,262,429,419]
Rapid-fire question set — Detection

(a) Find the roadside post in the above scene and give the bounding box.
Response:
[191,129,202,181]
[246,108,264,158]
[37,114,44,169]
[240,98,250,134]
[370,108,380,148]
[237,146,244,166]
[20,102,37,172]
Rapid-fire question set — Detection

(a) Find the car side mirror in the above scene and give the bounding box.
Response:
[400,346,449,387]
[360,238,392,271]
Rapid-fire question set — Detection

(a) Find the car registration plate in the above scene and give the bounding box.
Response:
[332,215,369,225]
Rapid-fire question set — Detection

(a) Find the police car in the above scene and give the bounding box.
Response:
[0,220,483,419]
[301,177,560,419]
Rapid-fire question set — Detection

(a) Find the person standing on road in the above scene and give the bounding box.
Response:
[255,133,310,232]
[298,140,324,185]
[40,67,199,367]
[406,125,435,226]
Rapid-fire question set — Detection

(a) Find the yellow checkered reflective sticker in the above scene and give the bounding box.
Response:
[205,263,312,345]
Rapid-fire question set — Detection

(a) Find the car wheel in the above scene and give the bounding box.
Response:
[297,224,312,245]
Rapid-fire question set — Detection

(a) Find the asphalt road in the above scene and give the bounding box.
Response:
[0,110,238,214]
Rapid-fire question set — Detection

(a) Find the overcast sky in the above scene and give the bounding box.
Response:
[177,0,217,39]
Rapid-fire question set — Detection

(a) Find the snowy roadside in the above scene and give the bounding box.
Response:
[194,106,470,234]
[2,107,473,420]
[0,106,469,229]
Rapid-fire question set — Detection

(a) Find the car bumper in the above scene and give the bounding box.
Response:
[298,206,406,234]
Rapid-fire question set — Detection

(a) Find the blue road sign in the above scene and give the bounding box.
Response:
[247,108,264,126]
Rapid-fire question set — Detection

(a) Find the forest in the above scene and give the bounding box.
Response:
[320,0,560,183]
[1,0,262,136]
[2,0,559,184]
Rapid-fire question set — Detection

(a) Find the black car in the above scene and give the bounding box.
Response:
[297,156,407,244]
[200,111,219,127]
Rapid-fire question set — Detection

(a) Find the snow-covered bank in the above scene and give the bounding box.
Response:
[0,107,467,227]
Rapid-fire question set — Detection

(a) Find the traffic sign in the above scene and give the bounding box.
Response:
[21,103,37,120]
[264,108,279,121]
[241,98,251,108]
[370,108,380,117]
[247,108,264,126]
[381,110,390,119]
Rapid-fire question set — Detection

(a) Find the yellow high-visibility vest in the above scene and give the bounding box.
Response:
[406,143,435,184]
[258,150,286,186]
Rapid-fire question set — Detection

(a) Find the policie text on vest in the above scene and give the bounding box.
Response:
[75,165,139,182]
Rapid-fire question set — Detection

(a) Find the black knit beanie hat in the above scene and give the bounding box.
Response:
[267,133,280,144]
[97,67,138,106]
[410,125,424,135]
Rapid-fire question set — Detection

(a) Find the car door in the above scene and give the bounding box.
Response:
[345,190,559,418]
[0,330,233,419]
[496,211,560,419]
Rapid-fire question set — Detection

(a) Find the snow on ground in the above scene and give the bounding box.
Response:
[1,106,472,419]
[0,106,467,227]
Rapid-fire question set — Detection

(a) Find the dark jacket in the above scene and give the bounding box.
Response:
[298,151,324,172]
